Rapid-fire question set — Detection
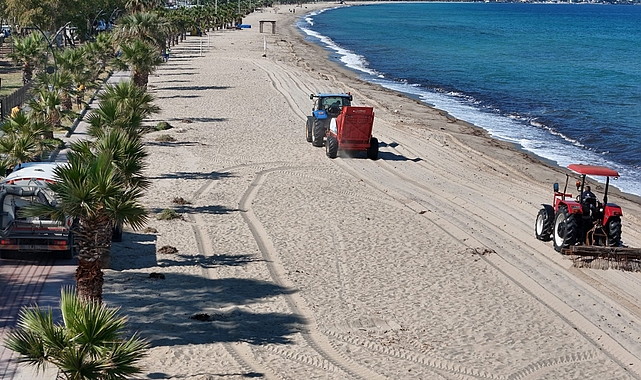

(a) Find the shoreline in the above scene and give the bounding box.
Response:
[293,2,641,202]
[103,3,641,379]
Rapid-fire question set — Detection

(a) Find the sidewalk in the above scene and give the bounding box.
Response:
[0,71,131,380]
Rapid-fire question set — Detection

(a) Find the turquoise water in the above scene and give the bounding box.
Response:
[299,3,641,196]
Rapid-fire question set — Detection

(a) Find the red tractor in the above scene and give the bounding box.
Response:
[325,106,378,160]
[535,164,624,252]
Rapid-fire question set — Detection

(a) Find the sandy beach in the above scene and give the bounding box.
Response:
[103,3,641,379]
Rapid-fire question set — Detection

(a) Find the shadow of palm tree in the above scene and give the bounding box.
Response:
[145,141,201,147]
[162,85,230,91]
[148,170,235,180]
[156,94,201,99]
[103,271,305,347]
[158,253,263,268]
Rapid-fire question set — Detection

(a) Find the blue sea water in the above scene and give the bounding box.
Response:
[298,3,641,196]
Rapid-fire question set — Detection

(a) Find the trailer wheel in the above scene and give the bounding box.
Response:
[367,137,379,160]
[306,118,313,143]
[326,135,338,158]
[553,206,578,252]
[312,119,325,147]
[606,216,622,247]
[535,208,553,241]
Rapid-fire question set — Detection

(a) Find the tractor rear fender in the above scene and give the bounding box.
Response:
[603,203,623,225]
[556,199,583,214]
[540,204,554,220]
[313,110,328,119]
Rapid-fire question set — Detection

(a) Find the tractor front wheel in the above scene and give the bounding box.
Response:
[306,118,313,143]
[326,135,338,158]
[553,206,578,252]
[367,137,379,160]
[607,216,622,247]
[312,119,325,147]
[535,208,553,241]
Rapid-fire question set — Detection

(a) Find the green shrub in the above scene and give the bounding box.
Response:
[156,121,173,131]
[155,134,175,142]
[157,209,181,220]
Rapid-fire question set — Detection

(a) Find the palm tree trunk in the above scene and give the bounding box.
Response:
[75,259,104,302]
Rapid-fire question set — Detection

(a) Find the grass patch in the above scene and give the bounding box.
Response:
[157,209,181,220]
[155,134,175,142]
[0,53,23,97]
[156,121,172,131]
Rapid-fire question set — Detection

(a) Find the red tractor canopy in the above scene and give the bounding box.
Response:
[568,164,619,178]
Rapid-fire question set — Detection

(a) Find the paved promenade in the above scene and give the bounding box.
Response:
[0,71,130,380]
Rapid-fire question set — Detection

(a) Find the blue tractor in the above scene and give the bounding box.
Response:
[306,93,352,147]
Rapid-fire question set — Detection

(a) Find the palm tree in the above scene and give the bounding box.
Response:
[32,70,76,111]
[30,146,148,301]
[112,12,170,50]
[8,33,47,84]
[84,32,116,81]
[0,111,59,164]
[112,38,163,89]
[3,287,149,379]
[26,88,75,136]
[85,99,146,138]
[99,80,160,120]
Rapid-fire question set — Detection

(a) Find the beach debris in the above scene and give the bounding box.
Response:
[172,197,191,205]
[175,128,188,133]
[181,118,193,123]
[149,272,165,279]
[157,209,182,220]
[465,247,495,256]
[143,227,158,234]
[157,245,178,255]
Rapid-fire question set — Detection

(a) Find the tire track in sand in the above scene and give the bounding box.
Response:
[185,160,387,379]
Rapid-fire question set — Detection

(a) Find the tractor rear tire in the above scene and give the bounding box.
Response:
[535,208,553,241]
[553,206,578,252]
[312,119,325,147]
[607,216,622,247]
[326,135,338,158]
[306,118,313,143]
[367,137,379,160]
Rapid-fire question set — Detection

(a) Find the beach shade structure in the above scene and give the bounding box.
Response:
[534,163,641,270]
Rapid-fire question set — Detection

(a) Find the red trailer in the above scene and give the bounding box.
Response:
[326,106,378,160]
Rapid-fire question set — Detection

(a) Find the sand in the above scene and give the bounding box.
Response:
[103,3,641,379]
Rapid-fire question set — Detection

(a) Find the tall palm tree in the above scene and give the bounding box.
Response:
[112,38,163,89]
[112,12,169,50]
[3,287,149,379]
[8,33,47,84]
[30,146,148,301]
